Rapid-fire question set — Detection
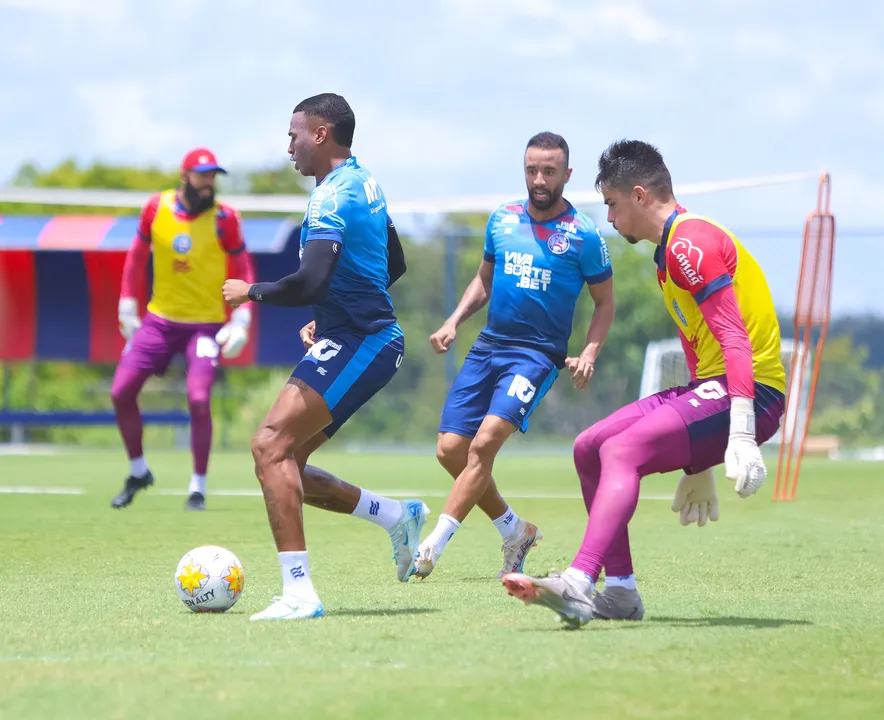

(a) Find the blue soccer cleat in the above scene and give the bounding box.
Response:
[249,596,325,621]
[388,499,430,582]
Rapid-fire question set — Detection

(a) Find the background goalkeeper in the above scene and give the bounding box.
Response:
[111,148,255,512]
[502,140,786,627]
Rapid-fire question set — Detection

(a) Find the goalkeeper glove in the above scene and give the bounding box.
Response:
[215,306,251,359]
[671,468,719,527]
[725,396,767,498]
[118,297,141,340]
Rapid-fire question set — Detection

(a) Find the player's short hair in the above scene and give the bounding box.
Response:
[595,140,673,199]
[293,93,356,148]
[526,132,569,166]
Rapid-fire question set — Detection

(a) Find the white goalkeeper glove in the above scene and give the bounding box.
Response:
[215,306,251,359]
[118,297,141,340]
[725,396,767,498]
[671,467,719,527]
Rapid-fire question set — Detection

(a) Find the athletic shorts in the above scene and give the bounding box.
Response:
[292,323,404,438]
[118,312,223,377]
[439,339,559,438]
[641,375,786,474]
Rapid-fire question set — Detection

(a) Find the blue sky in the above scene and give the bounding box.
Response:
[1,0,880,314]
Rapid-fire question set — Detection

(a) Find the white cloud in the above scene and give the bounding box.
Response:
[732,27,790,59]
[0,0,118,15]
[581,1,671,44]
[0,0,881,304]
[74,81,190,159]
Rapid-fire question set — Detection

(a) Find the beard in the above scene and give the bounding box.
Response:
[528,185,562,212]
[183,181,215,214]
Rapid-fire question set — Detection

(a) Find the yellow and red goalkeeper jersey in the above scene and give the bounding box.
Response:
[139,190,245,324]
[655,206,786,394]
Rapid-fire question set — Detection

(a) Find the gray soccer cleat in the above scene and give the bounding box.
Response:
[501,570,595,629]
[497,520,542,579]
[591,585,644,620]
[184,492,206,512]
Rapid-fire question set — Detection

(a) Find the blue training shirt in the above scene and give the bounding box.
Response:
[480,199,612,365]
[301,156,398,336]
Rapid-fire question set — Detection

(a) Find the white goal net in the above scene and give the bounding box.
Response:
[639,338,811,445]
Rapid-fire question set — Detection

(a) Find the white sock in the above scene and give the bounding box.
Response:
[604,573,637,590]
[492,506,520,539]
[188,474,207,496]
[564,567,596,593]
[423,514,460,557]
[129,456,149,478]
[279,551,320,605]
[352,490,403,531]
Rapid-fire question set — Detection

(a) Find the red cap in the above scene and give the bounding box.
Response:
[181,147,227,174]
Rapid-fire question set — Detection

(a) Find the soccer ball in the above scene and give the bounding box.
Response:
[174,545,245,613]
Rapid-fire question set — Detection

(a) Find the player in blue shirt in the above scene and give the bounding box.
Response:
[223,93,429,621]
[414,132,616,580]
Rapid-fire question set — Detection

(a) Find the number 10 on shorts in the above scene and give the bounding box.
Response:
[507,375,536,403]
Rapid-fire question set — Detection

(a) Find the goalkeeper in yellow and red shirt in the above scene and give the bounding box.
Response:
[110,148,255,511]
[502,140,786,627]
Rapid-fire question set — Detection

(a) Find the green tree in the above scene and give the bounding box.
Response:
[1,159,310,217]
[245,162,309,195]
[0,160,181,216]
[809,336,883,444]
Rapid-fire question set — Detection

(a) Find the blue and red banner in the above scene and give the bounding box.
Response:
[0,215,310,367]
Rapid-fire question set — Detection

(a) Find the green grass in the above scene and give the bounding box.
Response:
[1,449,883,719]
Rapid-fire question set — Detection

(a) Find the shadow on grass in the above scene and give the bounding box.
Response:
[517,615,811,633]
[647,615,812,629]
[457,576,503,583]
[330,607,440,618]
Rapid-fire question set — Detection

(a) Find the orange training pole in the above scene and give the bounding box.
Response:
[774,173,835,501]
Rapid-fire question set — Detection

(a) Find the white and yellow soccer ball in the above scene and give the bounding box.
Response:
[174,545,245,613]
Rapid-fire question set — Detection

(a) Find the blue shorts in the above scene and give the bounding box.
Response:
[292,323,404,438]
[439,340,559,438]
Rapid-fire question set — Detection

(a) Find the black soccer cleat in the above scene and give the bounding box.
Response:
[185,492,205,512]
[111,471,155,509]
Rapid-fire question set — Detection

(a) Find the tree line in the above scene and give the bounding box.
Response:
[1,160,882,447]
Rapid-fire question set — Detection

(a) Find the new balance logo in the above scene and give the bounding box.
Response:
[504,512,514,525]
[290,565,305,580]
[363,177,381,204]
[369,501,380,516]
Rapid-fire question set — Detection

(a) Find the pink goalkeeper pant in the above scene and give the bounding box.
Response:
[571,377,784,582]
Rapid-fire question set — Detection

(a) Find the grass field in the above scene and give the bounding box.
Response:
[1,448,883,719]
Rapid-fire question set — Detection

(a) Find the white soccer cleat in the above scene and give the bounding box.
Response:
[501,570,595,629]
[388,500,430,582]
[591,586,644,621]
[412,543,440,580]
[498,520,542,579]
[249,596,325,621]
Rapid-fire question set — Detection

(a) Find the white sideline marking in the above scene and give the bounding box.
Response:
[0,486,84,495]
[0,655,72,664]
[0,486,671,501]
[0,444,61,456]
[160,489,263,497]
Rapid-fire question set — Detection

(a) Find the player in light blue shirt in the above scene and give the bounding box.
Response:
[223,93,428,621]
[414,132,616,580]
[299,156,399,336]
